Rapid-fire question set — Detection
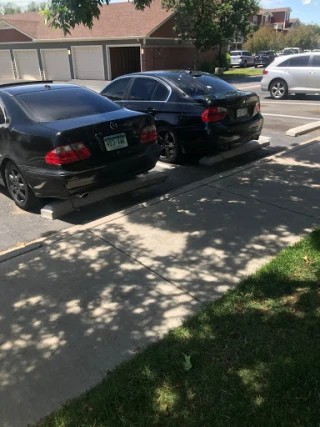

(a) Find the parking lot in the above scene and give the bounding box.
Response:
[0,76,319,253]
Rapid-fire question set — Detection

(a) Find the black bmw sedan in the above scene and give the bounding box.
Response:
[101,70,264,163]
[0,82,160,210]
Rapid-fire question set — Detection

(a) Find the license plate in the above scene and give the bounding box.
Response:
[104,133,128,151]
[237,108,248,118]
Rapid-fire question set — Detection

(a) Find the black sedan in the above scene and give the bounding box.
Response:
[100,70,263,163]
[0,82,160,210]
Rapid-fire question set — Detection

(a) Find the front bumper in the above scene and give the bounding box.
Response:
[20,143,161,199]
[179,114,264,154]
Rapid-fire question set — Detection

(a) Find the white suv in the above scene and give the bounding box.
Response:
[230,50,255,68]
[261,53,320,99]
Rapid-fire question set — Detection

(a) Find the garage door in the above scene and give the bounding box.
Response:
[72,46,105,80]
[41,49,71,81]
[14,50,41,80]
[0,51,14,79]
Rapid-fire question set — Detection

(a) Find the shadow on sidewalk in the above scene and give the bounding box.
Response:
[0,141,319,425]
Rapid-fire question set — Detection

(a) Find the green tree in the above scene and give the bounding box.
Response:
[42,0,259,49]
[26,1,50,12]
[285,24,320,50]
[243,25,286,53]
[0,2,22,14]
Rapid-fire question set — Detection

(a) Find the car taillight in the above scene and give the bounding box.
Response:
[240,56,243,59]
[140,124,157,143]
[263,69,268,75]
[45,143,91,165]
[202,107,227,123]
[256,100,261,112]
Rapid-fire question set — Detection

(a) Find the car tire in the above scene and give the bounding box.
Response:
[254,65,258,68]
[270,79,288,100]
[5,161,38,210]
[243,61,247,68]
[157,126,181,164]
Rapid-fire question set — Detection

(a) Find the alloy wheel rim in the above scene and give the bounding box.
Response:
[158,130,176,160]
[8,168,26,204]
[272,82,285,98]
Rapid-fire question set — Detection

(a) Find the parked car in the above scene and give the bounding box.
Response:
[230,50,255,68]
[283,47,303,55]
[0,82,160,210]
[261,52,320,100]
[100,71,263,163]
[254,51,276,68]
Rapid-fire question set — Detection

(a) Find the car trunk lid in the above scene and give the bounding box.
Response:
[192,91,260,124]
[41,110,153,170]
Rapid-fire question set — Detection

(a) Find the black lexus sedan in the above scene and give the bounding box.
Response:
[100,70,264,163]
[0,82,160,210]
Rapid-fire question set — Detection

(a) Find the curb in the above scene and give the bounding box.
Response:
[1,136,319,265]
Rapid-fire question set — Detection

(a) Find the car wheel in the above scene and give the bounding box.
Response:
[254,65,258,68]
[5,161,38,210]
[243,61,247,68]
[270,79,288,100]
[157,126,181,164]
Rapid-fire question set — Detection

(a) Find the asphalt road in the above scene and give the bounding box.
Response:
[1,76,319,252]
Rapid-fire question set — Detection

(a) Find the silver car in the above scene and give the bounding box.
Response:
[261,53,320,100]
[230,50,255,68]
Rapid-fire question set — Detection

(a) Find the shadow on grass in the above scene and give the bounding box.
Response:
[39,230,320,427]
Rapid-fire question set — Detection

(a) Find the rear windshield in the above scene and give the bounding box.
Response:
[165,73,236,97]
[16,87,120,122]
[230,51,241,56]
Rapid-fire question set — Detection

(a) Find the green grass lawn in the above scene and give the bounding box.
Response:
[38,230,320,427]
[223,67,263,78]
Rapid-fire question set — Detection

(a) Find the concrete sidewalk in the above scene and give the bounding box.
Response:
[1,139,320,427]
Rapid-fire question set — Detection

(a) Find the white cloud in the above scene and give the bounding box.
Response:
[302,0,312,4]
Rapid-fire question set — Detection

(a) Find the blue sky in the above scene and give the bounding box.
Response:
[17,0,319,25]
[261,0,319,24]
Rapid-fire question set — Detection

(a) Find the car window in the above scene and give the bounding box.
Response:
[16,87,120,122]
[244,52,252,56]
[289,55,310,67]
[153,82,170,101]
[165,73,236,97]
[312,55,320,67]
[101,78,131,101]
[278,58,291,67]
[128,78,158,101]
[230,51,241,56]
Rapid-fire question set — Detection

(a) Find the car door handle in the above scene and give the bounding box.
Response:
[310,70,315,74]
[146,108,156,113]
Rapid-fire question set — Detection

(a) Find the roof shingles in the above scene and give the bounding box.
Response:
[0,0,174,40]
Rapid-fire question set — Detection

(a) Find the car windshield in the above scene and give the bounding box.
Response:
[165,73,236,97]
[230,51,241,56]
[16,87,120,122]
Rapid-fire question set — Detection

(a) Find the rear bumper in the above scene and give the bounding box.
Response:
[254,60,269,66]
[179,114,264,154]
[20,143,161,199]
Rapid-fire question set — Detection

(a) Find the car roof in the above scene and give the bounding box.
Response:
[115,70,215,79]
[0,82,82,96]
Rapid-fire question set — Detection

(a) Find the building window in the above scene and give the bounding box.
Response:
[253,15,258,25]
